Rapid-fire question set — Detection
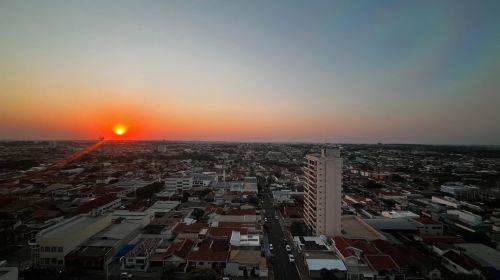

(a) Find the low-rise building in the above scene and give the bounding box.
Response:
[412,217,443,236]
[30,214,111,268]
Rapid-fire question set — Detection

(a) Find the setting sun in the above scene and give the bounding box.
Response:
[114,125,126,136]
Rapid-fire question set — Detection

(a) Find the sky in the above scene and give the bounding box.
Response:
[1,1,500,144]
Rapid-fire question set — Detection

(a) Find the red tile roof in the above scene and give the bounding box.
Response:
[413,217,441,225]
[443,251,479,271]
[173,223,208,234]
[333,236,379,258]
[283,207,303,218]
[372,240,416,269]
[164,239,195,260]
[333,236,355,258]
[418,235,465,244]
[188,239,229,262]
[208,227,247,239]
[366,255,399,271]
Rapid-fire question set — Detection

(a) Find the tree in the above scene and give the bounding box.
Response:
[290,222,306,236]
[247,196,259,205]
[136,181,165,198]
[163,264,178,279]
[320,268,338,280]
[191,208,205,221]
[186,268,220,280]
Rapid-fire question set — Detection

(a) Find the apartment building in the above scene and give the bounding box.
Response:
[303,148,343,236]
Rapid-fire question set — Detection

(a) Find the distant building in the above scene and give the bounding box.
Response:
[441,182,478,198]
[165,175,193,192]
[381,210,419,219]
[303,148,343,236]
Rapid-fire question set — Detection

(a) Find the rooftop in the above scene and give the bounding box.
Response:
[38,214,110,240]
[341,216,385,240]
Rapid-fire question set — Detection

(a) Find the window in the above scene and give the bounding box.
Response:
[51,258,57,264]
[40,247,44,252]
[51,247,56,252]
[58,260,63,265]
[198,262,204,265]
[58,247,63,252]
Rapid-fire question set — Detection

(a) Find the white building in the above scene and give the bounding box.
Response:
[111,210,153,228]
[381,210,420,219]
[447,210,482,226]
[229,230,260,247]
[165,175,193,192]
[147,201,181,218]
[243,177,258,193]
[303,149,343,236]
[271,190,303,204]
[29,214,111,268]
[441,182,478,197]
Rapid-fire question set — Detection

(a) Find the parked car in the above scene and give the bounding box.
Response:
[286,244,291,252]
[269,244,274,250]
[288,254,295,263]
[120,272,133,279]
[264,217,268,222]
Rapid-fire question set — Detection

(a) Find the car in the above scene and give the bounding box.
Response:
[120,272,133,279]
[269,244,274,250]
[275,215,278,219]
[288,254,295,263]
[222,277,230,280]
[264,217,268,222]
[285,244,291,252]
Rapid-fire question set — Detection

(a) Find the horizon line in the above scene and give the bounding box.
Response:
[0,138,499,147]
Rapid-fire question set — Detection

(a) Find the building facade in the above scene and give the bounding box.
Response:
[303,148,343,236]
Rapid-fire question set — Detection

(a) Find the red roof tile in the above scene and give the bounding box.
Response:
[413,217,441,225]
[333,236,355,258]
[173,223,208,234]
[366,255,399,271]
[165,239,195,260]
[372,240,416,269]
[283,207,303,218]
[443,251,479,271]
[418,235,465,244]
[188,239,229,262]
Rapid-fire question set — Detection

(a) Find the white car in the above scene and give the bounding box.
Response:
[264,217,268,222]
[222,277,230,280]
[286,244,291,252]
[288,254,295,263]
[120,272,133,279]
[269,244,274,250]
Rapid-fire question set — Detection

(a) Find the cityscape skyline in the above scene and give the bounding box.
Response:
[1,1,500,144]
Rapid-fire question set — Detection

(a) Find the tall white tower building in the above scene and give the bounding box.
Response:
[303,148,343,236]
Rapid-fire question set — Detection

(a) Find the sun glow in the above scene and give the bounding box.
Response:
[114,125,126,136]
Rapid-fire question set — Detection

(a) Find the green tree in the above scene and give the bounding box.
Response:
[191,208,205,221]
[186,268,220,280]
[247,196,259,205]
[163,264,178,279]
[290,222,306,236]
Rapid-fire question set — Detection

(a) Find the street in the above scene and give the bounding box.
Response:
[262,194,300,280]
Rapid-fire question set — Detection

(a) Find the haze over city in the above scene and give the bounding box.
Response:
[1,1,500,144]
